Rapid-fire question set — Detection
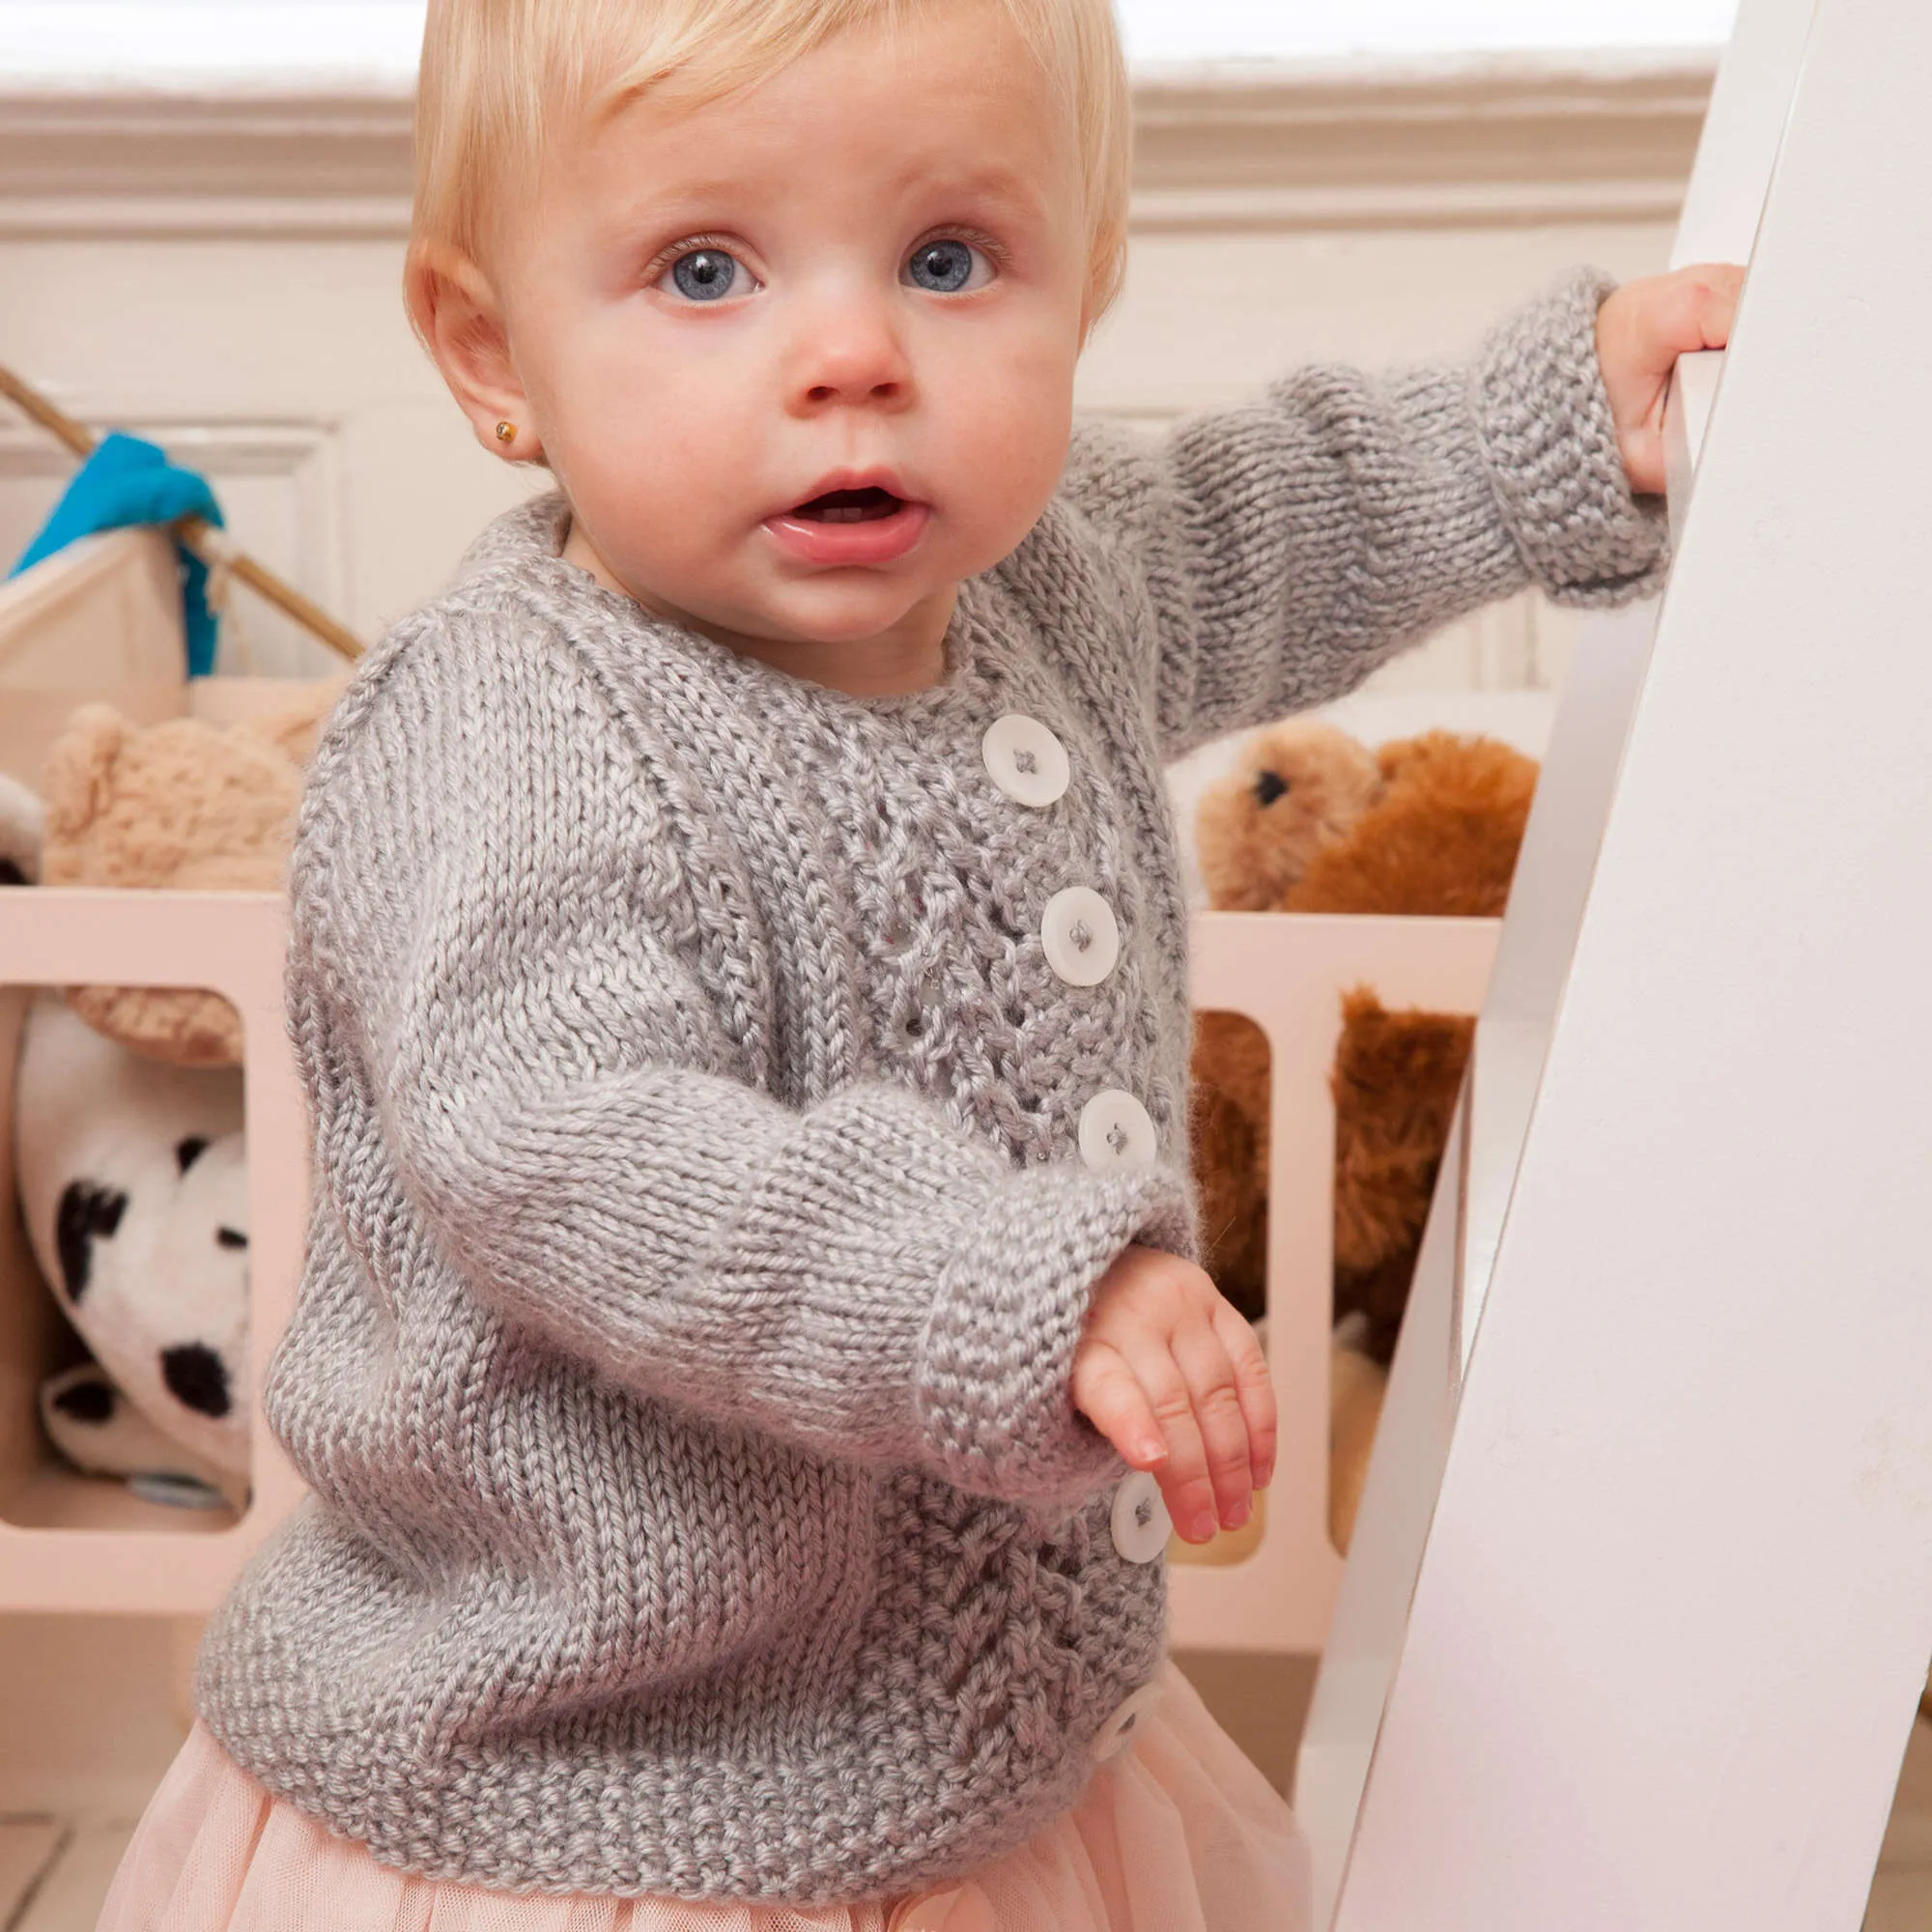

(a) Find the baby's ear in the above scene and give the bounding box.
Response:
[406,241,537,463]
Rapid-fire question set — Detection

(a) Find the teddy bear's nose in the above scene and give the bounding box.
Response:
[1254,770,1289,807]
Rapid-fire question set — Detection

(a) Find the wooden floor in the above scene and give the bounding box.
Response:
[1,1819,136,1932]
[5,1707,1930,1927]
[1868,1716,1932,1930]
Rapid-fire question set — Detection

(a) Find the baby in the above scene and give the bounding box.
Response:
[98,2,1737,1928]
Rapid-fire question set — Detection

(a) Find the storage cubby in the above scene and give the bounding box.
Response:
[0,514,342,1611]
[0,887,307,1613]
[1,973,249,1533]
[1164,911,1498,1653]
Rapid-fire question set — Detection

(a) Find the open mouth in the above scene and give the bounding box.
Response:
[789,486,906,525]
[763,480,929,565]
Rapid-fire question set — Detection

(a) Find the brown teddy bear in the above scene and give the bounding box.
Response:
[1189,721,1538,1549]
[37,682,346,1066]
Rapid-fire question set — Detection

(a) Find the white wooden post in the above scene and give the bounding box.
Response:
[1298,1,1824,1903]
[1312,0,1932,1923]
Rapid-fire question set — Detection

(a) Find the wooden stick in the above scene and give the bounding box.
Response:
[0,361,92,459]
[0,358,364,663]
[178,526,366,664]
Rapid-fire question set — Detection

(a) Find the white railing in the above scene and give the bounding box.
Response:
[1306,1,1932,1926]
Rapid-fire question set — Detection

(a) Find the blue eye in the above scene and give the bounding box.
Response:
[665,248,747,302]
[904,239,988,294]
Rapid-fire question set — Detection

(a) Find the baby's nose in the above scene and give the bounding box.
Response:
[787,298,915,412]
[804,370,904,407]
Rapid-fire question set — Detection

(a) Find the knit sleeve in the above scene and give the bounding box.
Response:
[290,623,1190,1512]
[1058,268,1667,762]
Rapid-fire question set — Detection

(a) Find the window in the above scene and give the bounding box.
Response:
[0,1,1741,83]
[1121,1,1741,60]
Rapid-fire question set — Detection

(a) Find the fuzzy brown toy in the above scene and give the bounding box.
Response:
[38,683,346,1066]
[1190,722,1538,1355]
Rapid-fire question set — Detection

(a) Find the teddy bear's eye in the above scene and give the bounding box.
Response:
[1254,771,1290,807]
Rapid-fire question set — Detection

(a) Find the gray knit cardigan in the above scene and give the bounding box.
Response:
[195,270,1663,1903]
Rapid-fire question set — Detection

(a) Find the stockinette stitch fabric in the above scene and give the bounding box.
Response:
[193,268,1663,1904]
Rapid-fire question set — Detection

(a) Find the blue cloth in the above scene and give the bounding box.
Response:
[9,431,225,676]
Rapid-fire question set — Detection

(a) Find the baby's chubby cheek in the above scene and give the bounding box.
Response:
[917,341,1078,557]
[551,425,741,586]
[960,417,1075,559]
[606,449,740,572]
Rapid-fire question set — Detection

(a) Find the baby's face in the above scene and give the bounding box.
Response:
[494,1,1092,664]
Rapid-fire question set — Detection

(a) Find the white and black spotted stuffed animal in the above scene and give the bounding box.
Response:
[14,996,249,1501]
[1,772,249,1505]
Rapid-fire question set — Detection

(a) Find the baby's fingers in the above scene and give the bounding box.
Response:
[1213,1302,1277,1492]
[1070,1340,1167,1471]
[1079,1335,1218,1541]
[1170,1321,1255,1532]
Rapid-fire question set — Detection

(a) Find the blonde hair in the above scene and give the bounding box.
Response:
[407,0,1131,332]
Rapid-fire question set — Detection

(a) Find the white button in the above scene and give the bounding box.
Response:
[1110,1469,1172,1564]
[1041,887,1120,986]
[1094,1680,1165,1763]
[981,715,1069,809]
[1079,1090,1157,1173]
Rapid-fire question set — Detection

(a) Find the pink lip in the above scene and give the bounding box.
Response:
[760,469,930,568]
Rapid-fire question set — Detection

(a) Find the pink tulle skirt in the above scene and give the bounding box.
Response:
[97,1664,1308,1932]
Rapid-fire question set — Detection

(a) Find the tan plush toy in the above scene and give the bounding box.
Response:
[1189,720,1538,1550]
[39,683,346,1066]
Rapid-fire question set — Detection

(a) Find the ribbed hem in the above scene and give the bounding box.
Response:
[1474,266,1670,608]
[193,1583,1147,1904]
[920,1164,1193,1508]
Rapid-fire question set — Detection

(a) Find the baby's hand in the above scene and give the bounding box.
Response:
[1071,1244,1275,1545]
[1595,262,1746,495]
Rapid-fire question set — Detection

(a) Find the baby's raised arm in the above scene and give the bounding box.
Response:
[1059,268,1672,763]
[287,619,1190,1514]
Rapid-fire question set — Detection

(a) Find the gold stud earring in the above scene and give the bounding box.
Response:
[495,420,516,443]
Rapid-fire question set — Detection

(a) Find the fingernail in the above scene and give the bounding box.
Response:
[1189,1510,1217,1542]
[1225,1499,1250,1530]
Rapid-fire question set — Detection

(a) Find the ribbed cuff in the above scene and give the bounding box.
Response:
[919,1163,1194,1508]
[1474,266,1670,608]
